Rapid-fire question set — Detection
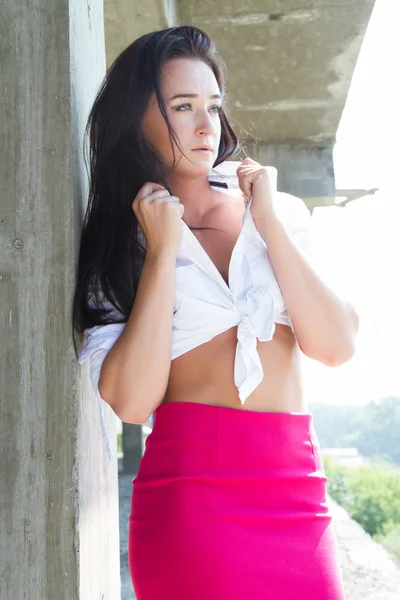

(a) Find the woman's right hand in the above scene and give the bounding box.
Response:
[132,182,185,257]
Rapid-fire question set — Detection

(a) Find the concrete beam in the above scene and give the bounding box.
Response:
[181,0,376,142]
[242,139,336,200]
[104,0,179,67]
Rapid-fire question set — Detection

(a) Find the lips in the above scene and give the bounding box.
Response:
[192,146,213,152]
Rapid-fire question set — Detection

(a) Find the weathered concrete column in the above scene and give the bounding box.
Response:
[1,1,120,599]
[243,139,336,200]
[122,423,144,474]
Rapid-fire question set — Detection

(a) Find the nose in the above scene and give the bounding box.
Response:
[195,109,217,137]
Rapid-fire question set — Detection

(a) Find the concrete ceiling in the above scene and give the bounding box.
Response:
[104,0,376,144]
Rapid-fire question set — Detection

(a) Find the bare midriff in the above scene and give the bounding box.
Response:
[161,190,308,415]
[162,324,307,413]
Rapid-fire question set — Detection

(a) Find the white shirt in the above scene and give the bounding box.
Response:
[78,161,313,460]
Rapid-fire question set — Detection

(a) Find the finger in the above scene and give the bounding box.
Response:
[237,157,257,171]
[236,172,250,195]
[156,195,181,204]
[236,165,254,181]
[142,189,172,203]
[237,173,252,198]
[160,194,181,204]
[137,182,166,201]
[160,195,181,205]
[243,181,252,200]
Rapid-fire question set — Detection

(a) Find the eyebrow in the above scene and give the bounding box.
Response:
[168,93,223,101]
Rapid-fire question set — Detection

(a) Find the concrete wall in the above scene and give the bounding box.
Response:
[1,1,120,598]
[243,139,336,200]
[104,0,177,65]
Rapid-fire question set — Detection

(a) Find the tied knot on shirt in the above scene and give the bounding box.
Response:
[235,286,276,342]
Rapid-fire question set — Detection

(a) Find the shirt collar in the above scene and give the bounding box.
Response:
[208,160,243,191]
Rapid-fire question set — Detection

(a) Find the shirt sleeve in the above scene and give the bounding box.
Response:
[273,192,315,332]
[278,192,314,259]
[78,323,126,461]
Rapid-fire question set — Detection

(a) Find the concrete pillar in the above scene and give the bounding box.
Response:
[1,1,120,599]
[122,423,144,474]
[243,139,336,200]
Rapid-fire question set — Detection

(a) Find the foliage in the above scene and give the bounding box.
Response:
[375,524,400,566]
[321,455,352,507]
[346,462,400,536]
[322,455,400,565]
[311,396,400,464]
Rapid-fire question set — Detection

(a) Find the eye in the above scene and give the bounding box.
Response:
[174,103,192,111]
[173,103,222,113]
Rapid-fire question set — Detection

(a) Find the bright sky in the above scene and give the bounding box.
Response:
[302,0,400,406]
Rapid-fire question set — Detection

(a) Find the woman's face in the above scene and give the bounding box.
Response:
[142,58,222,179]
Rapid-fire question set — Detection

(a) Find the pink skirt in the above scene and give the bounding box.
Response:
[128,401,345,599]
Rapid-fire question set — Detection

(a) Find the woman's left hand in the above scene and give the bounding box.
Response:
[236,157,278,225]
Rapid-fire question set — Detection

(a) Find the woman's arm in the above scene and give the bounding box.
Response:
[98,250,176,424]
[257,216,359,366]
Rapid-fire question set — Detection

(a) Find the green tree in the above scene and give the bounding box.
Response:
[350,397,400,464]
[322,455,352,508]
[346,462,400,536]
[311,397,400,465]
[323,456,400,537]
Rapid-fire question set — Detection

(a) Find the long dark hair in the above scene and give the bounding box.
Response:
[72,25,238,358]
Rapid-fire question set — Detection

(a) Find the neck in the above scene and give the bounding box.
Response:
[167,173,217,224]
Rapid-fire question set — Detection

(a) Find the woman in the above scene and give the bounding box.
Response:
[73,25,358,599]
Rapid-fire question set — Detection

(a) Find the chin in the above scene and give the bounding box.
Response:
[173,156,215,178]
